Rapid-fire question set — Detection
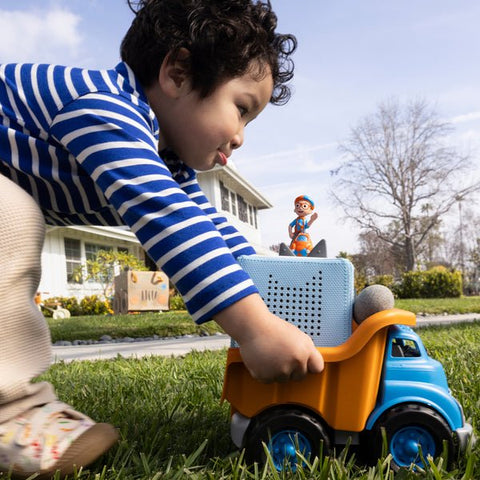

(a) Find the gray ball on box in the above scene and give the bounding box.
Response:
[353,284,395,324]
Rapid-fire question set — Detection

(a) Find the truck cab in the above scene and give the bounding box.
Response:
[371,324,462,431]
[222,255,472,471]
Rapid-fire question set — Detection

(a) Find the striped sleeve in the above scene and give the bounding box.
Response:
[50,92,258,323]
[178,174,257,258]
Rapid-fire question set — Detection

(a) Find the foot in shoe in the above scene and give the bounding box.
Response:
[0,401,118,478]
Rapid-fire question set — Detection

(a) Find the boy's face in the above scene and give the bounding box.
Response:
[154,63,273,171]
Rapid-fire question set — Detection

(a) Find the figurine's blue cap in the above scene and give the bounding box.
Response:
[295,195,315,209]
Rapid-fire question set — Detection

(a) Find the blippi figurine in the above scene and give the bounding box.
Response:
[288,195,318,256]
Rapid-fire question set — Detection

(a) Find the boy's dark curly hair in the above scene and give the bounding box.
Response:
[121,0,297,105]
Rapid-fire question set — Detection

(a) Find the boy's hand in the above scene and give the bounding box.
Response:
[215,294,324,383]
[238,312,325,383]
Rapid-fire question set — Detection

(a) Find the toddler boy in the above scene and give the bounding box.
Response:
[0,0,324,476]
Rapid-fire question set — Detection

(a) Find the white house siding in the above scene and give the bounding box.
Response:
[39,226,144,299]
[40,229,67,296]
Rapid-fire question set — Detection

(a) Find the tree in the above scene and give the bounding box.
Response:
[331,98,480,271]
[73,249,148,297]
[416,203,445,267]
[356,230,401,277]
[443,204,480,294]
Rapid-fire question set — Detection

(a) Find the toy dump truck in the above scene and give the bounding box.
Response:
[222,256,472,471]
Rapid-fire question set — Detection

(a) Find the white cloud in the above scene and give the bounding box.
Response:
[0,8,83,64]
[245,143,336,162]
[451,111,480,125]
[238,143,341,186]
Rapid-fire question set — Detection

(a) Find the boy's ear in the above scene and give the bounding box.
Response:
[158,48,192,98]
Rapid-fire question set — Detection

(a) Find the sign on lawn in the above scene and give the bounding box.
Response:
[113,270,169,314]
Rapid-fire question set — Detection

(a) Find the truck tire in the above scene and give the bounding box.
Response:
[370,403,455,470]
[244,407,331,471]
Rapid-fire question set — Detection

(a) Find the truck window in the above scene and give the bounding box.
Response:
[391,338,421,358]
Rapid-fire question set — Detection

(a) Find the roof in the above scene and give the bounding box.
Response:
[197,163,273,209]
[46,225,140,243]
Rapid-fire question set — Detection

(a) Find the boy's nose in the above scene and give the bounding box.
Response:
[231,130,244,150]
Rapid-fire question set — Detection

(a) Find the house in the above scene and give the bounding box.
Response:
[38,162,274,299]
[196,162,273,256]
[39,225,146,299]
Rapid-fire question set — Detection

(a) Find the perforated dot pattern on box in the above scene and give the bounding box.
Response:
[237,255,355,347]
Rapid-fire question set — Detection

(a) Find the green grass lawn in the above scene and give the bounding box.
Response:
[395,296,480,315]
[28,312,480,479]
[47,310,223,343]
[47,296,480,343]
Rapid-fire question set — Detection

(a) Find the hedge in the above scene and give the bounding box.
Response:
[394,266,462,299]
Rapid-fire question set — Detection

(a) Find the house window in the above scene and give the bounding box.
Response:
[230,191,237,216]
[64,238,82,284]
[85,243,111,283]
[85,242,110,260]
[220,181,230,212]
[237,195,248,223]
[219,181,257,229]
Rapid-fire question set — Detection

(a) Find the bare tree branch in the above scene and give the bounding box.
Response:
[331,98,480,271]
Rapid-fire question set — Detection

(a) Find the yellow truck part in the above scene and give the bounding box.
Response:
[222,309,416,432]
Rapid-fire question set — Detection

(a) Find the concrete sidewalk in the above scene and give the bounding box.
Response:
[415,312,480,327]
[51,334,231,363]
[50,313,479,364]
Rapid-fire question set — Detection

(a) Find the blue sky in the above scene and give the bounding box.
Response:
[1,1,479,255]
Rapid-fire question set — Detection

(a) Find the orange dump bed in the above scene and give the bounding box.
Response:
[222,309,416,432]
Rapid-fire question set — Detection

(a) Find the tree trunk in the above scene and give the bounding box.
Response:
[405,237,416,271]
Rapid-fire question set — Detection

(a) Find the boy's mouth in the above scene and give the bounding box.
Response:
[218,151,228,166]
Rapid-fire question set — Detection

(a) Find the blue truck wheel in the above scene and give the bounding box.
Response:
[390,425,436,466]
[370,403,456,470]
[268,429,312,471]
[244,407,331,471]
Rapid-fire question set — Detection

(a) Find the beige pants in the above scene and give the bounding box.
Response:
[0,174,56,423]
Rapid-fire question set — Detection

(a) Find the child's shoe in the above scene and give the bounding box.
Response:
[0,401,118,478]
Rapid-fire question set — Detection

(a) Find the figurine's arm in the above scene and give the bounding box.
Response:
[309,212,318,226]
[288,219,296,239]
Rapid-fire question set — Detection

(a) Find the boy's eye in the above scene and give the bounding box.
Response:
[238,105,248,117]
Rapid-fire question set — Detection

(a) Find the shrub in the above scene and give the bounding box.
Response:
[371,274,394,289]
[80,295,113,315]
[354,271,367,294]
[394,266,462,299]
[393,271,423,299]
[41,295,113,316]
[169,295,186,311]
[41,296,83,317]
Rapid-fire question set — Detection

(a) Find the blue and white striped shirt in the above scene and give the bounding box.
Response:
[0,62,257,323]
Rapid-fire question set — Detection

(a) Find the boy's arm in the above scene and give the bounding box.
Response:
[176,172,324,382]
[50,93,257,325]
[178,173,256,258]
[50,93,323,382]
[215,294,324,382]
